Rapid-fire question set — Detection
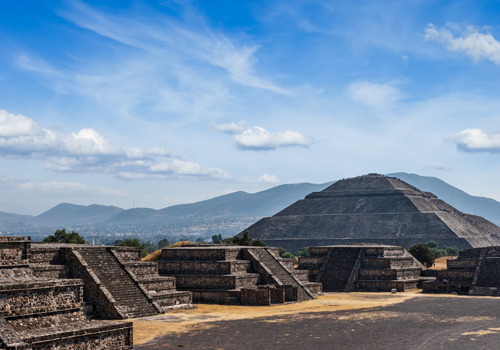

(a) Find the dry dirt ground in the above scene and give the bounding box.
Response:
[429,256,457,270]
[129,291,500,349]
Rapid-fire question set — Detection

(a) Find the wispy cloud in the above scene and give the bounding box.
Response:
[347,81,402,109]
[424,24,500,64]
[211,121,310,151]
[428,162,456,171]
[59,0,287,92]
[243,173,280,184]
[17,181,126,196]
[451,128,500,153]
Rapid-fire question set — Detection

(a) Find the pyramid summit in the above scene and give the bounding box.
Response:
[242,174,500,252]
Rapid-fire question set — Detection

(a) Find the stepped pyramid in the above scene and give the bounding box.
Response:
[242,174,500,252]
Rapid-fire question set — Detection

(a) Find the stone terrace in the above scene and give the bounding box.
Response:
[423,246,500,295]
[298,244,431,292]
[158,246,320,306]
[0,237,133,350]
[29,243,193,319]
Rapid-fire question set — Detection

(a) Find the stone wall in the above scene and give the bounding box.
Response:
[161,247,242,261]
[30,264,70,279]
[125,262,158,279]
[0,282,83,317]
[23,323,133,350]
[447,259,477,269]
[139,278,175,292]
[29,248,62,264]
[476,258,500,287]
[175,274,259,290]
[0,237,30,265]
[158,260,250,276]
[112,248,141,262]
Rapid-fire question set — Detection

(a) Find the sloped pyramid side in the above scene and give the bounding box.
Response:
[242,174,500,252]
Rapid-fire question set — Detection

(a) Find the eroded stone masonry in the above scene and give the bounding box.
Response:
[297,244,432,292]
[0,237,133,350]
[423,246,500,295]
[158,246,322,305]
[29,243,193,319]
[243,174,500,252]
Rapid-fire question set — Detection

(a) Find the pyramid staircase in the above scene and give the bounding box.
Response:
[158,246,320,305]
[298,244,429,292]
[29,244,193,319]
[422,246,500,295]
[77,248,159,318]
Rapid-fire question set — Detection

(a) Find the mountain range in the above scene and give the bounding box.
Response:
[0,173,499,240]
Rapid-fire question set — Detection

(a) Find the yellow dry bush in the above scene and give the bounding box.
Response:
[141,241,194,261]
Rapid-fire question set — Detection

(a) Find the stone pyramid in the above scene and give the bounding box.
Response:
[242,174,500,252]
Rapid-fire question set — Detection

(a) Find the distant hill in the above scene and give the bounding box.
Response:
[0,211,32,222]
[1,173,499,239]
[103,182,335,225]
[33,203,124,226]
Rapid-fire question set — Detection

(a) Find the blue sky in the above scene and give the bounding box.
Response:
[1,0,500,215]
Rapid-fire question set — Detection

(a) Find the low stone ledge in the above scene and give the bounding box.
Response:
[0,278,83,291]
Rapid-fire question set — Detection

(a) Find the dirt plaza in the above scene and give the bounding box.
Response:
[133,291,500,349]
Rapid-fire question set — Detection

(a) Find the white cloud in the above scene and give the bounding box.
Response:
[149,160,230,178]
[255,174,280,184]
[451,128,500,153]
[17,181,126,196]
[116,172,147,180]
[0,109,169,158]
[428,162,456,171]
[212,121,310,151]
[210,121,247,135]
[424,24,500,64]
[0,109,230,180]
[347,81,401,109]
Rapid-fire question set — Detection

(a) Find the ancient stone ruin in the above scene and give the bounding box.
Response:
[423,246,500,295]
[0,237,133,349]
[297,244,430,292]
[157,246,321,305]
[242,173,500,252]
[29,242,193,319]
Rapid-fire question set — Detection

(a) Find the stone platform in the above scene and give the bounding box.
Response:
[298,244,431,292]
[158,246,320,305]
[29,243,193,319]
[423,246,500,295]
[0,237,133,350]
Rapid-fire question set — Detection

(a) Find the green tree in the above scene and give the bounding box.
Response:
[299,247,310,257]
[226,232,266,246]
[212,234,223,244]
[279,247,287,257]
[252,238,266,246]
[426,241,438,249]
[409,243,435,267]
[444,246,459,256]
[115,238,148,257]
[158,238,170,249]
[43,229,86,244]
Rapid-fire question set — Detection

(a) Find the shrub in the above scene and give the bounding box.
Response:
[43,229,86,244]
[226,232,266,246]
[281,252,297,262]
[115,238,148,257]
[409,243,435,268]
[212,234,223,244]
[299,247,310,257]
[426,241,438,249]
